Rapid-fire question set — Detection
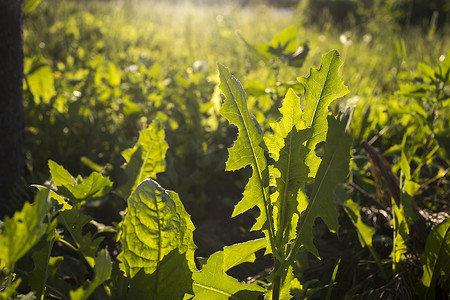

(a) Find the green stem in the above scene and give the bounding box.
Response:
[272,259,281,300]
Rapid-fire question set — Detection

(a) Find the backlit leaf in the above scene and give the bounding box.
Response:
[192,251,264,300]
[0,189,50,269]
[118,120,168,199]
[297,50,349,178]
[218,63,271,234]
[223,238,267,271]
[265,89,312,247]
[118,179,196,278]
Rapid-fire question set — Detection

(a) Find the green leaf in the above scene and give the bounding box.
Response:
[265,89,313,247]
[128,249,193,300]
[266,25,298,56]
[297,113,353,257]
[192,251,264,300]
[49,160,75,187]
[28,218,59,298]
[438,50,450,81]
[0,278,21,300]
[118,120,168,199]
[223,238,267,271]
[334,186,375,249]
[419,218,450,299]
[297,50,350,178]
[118,179,196,278]
[32,184,72,211]
[26,64,56,104]
[24,0,43,11]
[218,63,271,237]
[391,201,409,273]
[58,208,103,268]
[0,189,50,269]
[70,249,112,300]
[49,160,112,207]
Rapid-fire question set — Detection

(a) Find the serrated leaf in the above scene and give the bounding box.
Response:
[70,249,112,300]
[192,251,264,300]
[49,160,75,187]
[49,160,112,207]
[0,189,50,269]
[223,238,267,271]
[265,89,303,161]
[265,89,313,246]
[218,63,271,237]
[118,120,168,199]
[128,249,193,300]
[118,179,196,278]
[297,113,353,257]
[419,218,450,300]
[32,184,72,211]
[297,50,349,178]
[58,208,103,268]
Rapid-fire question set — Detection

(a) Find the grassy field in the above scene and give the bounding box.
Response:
[6,0,449,298]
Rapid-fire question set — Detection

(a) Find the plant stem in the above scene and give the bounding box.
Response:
[272,275,281,300]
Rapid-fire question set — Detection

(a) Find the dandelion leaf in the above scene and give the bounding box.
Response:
[223,238,267,271]
[218,63,270,232]
[297,50,349,178]
[192,251,264,300]
[298,113,353,257]
[265,89,312,246]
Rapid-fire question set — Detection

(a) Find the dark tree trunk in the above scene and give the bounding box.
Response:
[0,0,24,217]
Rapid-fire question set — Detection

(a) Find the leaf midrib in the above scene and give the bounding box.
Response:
[222,73,274,245]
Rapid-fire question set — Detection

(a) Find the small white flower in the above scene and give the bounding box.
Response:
[363,34,372,43]
[193,60,208,73]
[340,32,352,46]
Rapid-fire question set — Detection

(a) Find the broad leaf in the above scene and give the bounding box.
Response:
[419,218,450,299]
[70,250,112,300]
[192,251,264,300]
[128,249,193,300]
[218,63,271,235]
[118,179,196,278]
[297,50,349,178]
[223,238,267,271]
[26,63,56,104]
[0,189,50,269]
[296,112,353,257]
[118,120,168,199]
